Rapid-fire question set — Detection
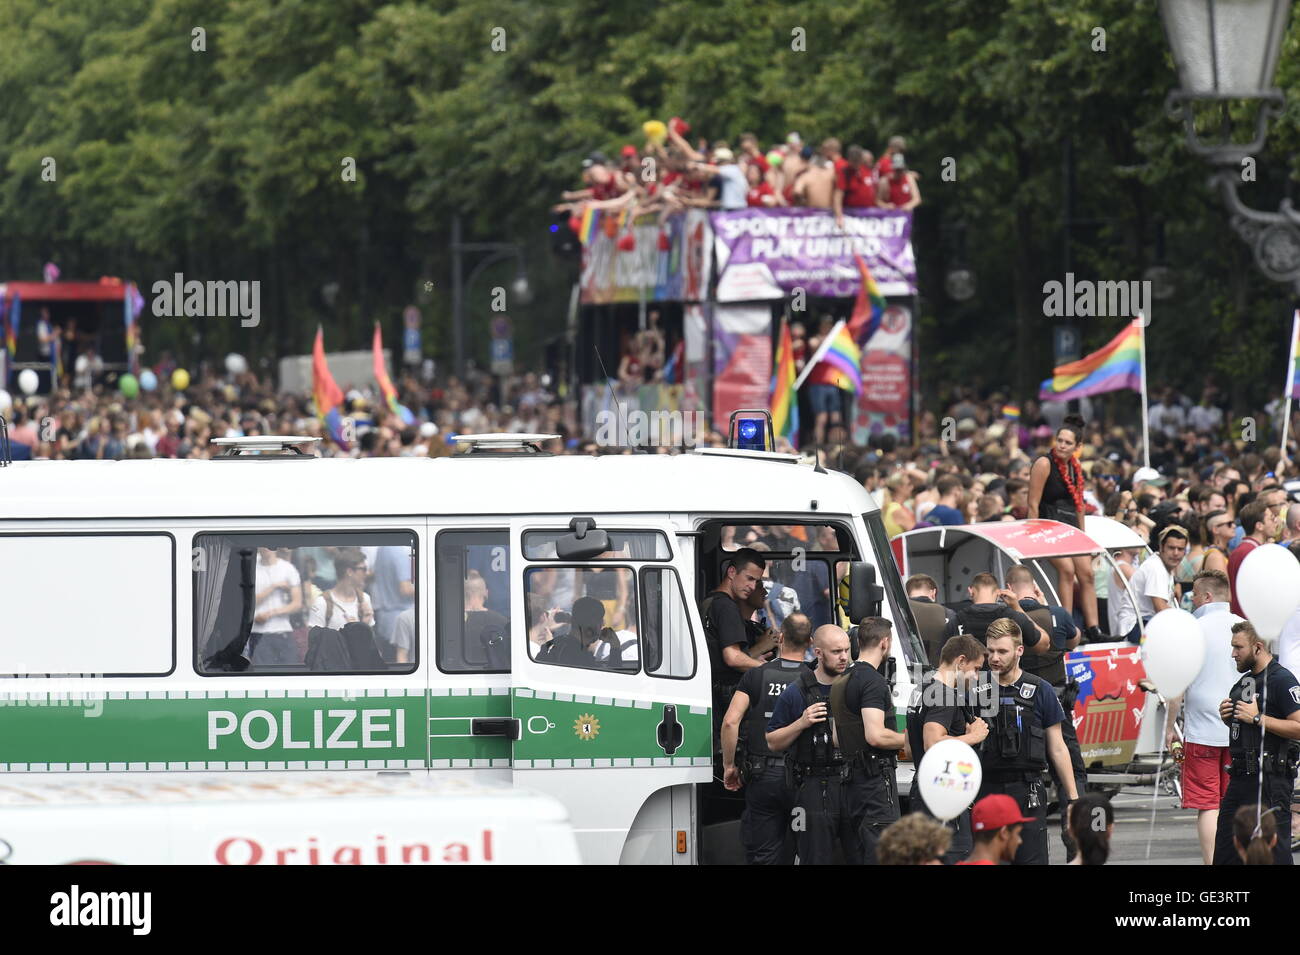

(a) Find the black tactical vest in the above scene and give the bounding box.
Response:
[831,662,895,762]
[744,659,807,758]
[980,673,1048,774]
[957,603,1010,645]
[792,669,840,769]
[1019,606,1066,686]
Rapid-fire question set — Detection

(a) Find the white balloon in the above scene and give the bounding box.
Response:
[1236,544,1300,640]
[74,354,89,374]
[225,353,247,375]
[0,390,10,412]
[1141,608,1205,698]
[916,737,982,822]
[17,369,38,395]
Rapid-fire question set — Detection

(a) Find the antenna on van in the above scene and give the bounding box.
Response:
[594,345,637,450]
[0,414,9,466]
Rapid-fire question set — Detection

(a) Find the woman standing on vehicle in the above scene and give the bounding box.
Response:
[1028,414,1106,641]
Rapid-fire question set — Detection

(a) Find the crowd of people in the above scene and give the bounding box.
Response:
[554,121,921,224]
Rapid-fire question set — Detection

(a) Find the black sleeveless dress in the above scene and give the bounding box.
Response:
[1037,453,1082,528]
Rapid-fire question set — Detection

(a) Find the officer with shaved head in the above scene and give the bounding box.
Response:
[767,625,853,863]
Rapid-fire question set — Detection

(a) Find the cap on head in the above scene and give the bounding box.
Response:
[971,794,1033,831]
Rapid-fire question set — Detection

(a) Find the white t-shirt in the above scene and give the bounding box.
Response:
[1125,553,1173,630]
[1109,557,1139,636]
[308,589,372,630]
[1278,608,1300,678]
[253,558,301,633]
[1183,604,1243,747]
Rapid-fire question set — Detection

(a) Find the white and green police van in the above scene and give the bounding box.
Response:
[0,431,925,864]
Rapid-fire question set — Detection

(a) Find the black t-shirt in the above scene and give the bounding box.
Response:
[906,677,970,772]
[702,591,749,684]
[1227,659,1300,757]
[842,661,896,757]
[957,602,1041,649]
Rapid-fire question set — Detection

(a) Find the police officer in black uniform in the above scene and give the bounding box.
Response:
[1004,564,1086,854]
[700,548,769,740]
[956,572,1050,649]
[721,612,814,864]
[766,625,854,865]
[976,617,1079,865]
[905,633,990,862]
[1212,620,1300,866]
[906,574,959,663]
[830,617,909,863]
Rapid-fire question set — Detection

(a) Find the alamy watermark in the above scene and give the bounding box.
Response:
[151,272,260,327]
[593,407,708,449]
[1042,272,1150,326]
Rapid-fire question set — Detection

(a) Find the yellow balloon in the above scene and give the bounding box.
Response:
[642,120,667,145]
[171,368,190,391]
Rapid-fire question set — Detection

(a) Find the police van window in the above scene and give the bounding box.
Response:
[526,567,639,672]
[194,531,417,676]
[436,530,510,673]
[523,530,670,561]
[0,533,174,677]
[640,568,696,679]
[860,512,926,666]
[721,524,850,552]
[765,558,835,629]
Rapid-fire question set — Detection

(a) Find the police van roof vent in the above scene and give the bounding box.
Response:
[211,436,321,457]
[452,433,559,455]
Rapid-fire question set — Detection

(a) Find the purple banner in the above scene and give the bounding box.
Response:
[711,208,916,301]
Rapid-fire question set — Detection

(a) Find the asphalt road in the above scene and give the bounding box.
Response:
[1049,786,1296,866]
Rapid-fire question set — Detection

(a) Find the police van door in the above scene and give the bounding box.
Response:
[507,517,713,864]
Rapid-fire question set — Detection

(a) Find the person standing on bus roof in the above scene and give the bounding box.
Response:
[250,547,302,666]
[1027,413,1106,642]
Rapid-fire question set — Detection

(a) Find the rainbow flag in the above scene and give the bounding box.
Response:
[5,291,20,356]
[1038,320,1143,401]
[578,206,596,245]
[1286,310,1300,400]
[1001,403,1021,420]
[312,326,351,450]
[807,319,862,394]
[770,317,800,448]
[846,254,886,344]
[372,322,416,426]
[123,283,141,377]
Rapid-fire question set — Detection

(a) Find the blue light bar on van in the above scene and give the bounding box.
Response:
[727,410,774,452]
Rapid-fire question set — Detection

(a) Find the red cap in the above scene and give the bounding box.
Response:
[970,794,1033,831]
[621,145,638,157]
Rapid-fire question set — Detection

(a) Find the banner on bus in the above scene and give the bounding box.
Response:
[852,301,914,443]
[711,208,916,302]
[580,209,713,305]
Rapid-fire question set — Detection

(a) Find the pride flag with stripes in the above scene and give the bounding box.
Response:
[770,317,800,447]
[807,319,862,394]
[578,206,596,245]
[5,291,20,356]
[1038,320,1143,401]
[846,254,886,345]
[312,326,351,450]
[1286,310,1300,400]
[372,322,417,426]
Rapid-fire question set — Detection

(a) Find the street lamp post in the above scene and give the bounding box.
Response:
[450,214,530,376]
[1159,0,1299,287]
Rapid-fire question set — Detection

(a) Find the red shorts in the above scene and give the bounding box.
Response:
[1181,742,1230,810]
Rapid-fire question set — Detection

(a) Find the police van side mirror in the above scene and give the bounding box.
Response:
[555,517,610,560]
[847,561,884,623]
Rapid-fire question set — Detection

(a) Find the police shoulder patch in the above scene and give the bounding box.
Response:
[1019,681,1038,701]
[1290,686,1300,705]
